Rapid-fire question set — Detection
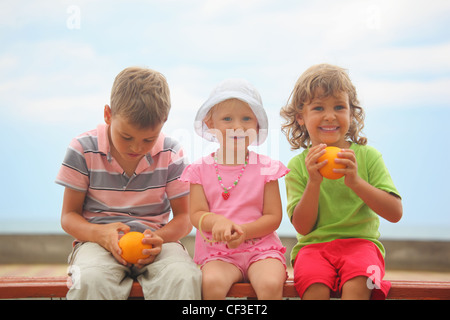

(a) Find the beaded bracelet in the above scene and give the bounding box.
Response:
[198,212,215,243]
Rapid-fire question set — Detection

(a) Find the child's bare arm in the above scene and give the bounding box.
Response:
[189,183,214,230]
[189,183,240,242]
[291,144,326,235]
[291,180,321,235]
[346,178,402,223]
[335,149,403,223]
[60,187,130,265]
[134,197,191,268]
[154,195,192,242]
[239,180,283,240]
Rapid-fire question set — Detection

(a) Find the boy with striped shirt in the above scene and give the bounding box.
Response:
[56,67,201,299]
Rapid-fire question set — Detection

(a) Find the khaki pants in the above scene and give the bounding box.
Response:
[67,241,202,300]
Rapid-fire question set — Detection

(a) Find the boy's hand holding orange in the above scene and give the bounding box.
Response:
[118,230,162,266]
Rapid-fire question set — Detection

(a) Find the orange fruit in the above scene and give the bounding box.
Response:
[317,146,345,180]
[118,232,152,264]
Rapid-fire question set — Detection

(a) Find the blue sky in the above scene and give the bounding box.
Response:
[1,0,449,239]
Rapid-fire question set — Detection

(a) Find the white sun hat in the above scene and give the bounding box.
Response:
[194,78,268,146]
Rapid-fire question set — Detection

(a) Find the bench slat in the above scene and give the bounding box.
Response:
[0,277,69,298]
[1,276,450,300]
[388,280,450,300]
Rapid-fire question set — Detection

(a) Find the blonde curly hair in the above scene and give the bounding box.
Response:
[280,64,367,150]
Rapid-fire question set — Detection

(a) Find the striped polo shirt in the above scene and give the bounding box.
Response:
[55,124,189,232]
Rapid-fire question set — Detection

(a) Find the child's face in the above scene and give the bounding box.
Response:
[104,105,163,164]
[205,100,259,154]
[296,90,351,148]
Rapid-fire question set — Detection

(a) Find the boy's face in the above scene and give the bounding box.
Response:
[296,90,351,148]
[205,100,259,154]
[104,105,163,163]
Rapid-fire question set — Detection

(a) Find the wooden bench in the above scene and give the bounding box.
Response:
[1,276,450,299]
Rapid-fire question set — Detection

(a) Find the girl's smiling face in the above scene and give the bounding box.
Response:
[296,90,351,148]
[205,99,259,160]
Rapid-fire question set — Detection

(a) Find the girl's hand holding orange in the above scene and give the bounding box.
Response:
[333,148,361,188]
[317,146,346,180]
[315,146,363,189]
[305,144,327,183]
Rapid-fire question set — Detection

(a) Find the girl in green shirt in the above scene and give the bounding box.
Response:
[280,63,402,300]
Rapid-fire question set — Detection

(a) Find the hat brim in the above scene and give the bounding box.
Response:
[194,91,268,146]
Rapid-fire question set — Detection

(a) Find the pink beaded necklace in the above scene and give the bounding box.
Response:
[213,152,249,200]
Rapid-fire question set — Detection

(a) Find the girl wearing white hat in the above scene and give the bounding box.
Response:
[180,79,289,299]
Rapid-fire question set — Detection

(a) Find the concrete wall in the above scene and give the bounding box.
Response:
[1,234,449,272]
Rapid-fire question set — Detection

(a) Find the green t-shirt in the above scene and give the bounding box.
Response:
[285,144,401,264]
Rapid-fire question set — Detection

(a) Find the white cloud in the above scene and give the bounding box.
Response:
[0,37,115,125]
[347,43,450,76]
[1,0,449,128]
[164,84,204,136]
[1,0,450,237]
[376,0,450,33]
[12,94,105,124]
[0,54,19,71]
[357,78,450,110]
[0,68,111,123]
[0,1,59,27]
[200,0,268,16]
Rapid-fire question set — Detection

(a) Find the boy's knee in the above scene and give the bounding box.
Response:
[162,259,202,284]
[152,243,201,283]
[68,265,131,300]
[73,266,105,286]
[141,260,202,299]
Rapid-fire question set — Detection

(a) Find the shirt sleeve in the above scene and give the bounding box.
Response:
[179,163,202,185]
[366,147,401,199]
[55,137,89,192]
[165,140,190,200]
[285,155,308,221]
[261,159,290,183]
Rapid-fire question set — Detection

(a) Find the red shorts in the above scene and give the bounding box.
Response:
[293,238,390,299]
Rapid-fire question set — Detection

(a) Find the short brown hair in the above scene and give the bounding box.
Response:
[280,63,367,150]
[110,67,171,129]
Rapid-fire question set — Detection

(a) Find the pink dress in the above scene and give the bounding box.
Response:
[180,151,289,266]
